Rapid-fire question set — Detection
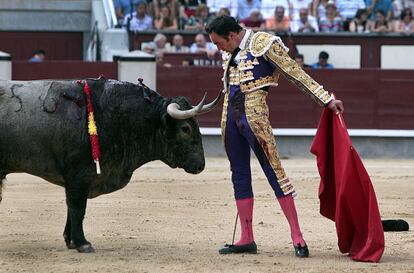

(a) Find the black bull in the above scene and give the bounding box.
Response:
[0,78,216,252]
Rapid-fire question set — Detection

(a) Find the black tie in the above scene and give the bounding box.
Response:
[229,47,241,67]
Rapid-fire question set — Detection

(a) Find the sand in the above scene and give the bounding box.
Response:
[0,157,413,273]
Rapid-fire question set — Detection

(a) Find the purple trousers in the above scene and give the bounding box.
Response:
[222,86,295,200]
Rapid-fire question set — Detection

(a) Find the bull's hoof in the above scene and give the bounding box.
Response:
[66,241,77,249]
[63,235,77,249]
[77,243,95,253]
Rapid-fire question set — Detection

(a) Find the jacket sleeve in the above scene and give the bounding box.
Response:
[264,42,333,106]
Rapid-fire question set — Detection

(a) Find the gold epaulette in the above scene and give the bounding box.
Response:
[249,32,277,57]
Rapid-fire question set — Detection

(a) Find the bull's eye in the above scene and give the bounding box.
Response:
[180,123,192,136]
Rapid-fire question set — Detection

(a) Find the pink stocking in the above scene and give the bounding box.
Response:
[277,194,306,247]
[235,198,254,246]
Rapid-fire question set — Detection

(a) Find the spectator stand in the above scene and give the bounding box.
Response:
[128,30,221,66]
[128,30,414,69]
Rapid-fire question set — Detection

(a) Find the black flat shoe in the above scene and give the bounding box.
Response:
[294,244,309,258]
[219,241,257,254]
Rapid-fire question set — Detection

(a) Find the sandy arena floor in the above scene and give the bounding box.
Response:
[0,157,413,273]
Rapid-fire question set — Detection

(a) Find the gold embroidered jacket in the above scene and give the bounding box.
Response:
[221,31,332,106]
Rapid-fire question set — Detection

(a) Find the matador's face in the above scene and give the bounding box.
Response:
[209,32,238,53]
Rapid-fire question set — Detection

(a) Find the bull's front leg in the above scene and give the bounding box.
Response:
[64,182,95,253]
[63,211,76,249]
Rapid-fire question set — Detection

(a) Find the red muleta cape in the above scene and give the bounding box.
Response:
[310,108,385,262]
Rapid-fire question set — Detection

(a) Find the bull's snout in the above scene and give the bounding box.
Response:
[194,161,205,174]
[184,156,205,174]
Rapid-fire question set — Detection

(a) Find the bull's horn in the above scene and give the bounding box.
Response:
[167,92,207,119]
[199,89,223,114]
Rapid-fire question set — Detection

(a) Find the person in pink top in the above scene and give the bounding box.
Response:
[394,8,414,34]
[265,5,291,32]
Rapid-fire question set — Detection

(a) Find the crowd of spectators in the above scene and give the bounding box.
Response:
[113,0,414,66]
[113,0,414,34]
[139,31,219,65]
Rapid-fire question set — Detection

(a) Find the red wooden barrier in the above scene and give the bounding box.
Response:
[0,31,83,60]
[162,52,221,66]
[11,61,414,130]
[12,61,117,80]
[157,67,414,129]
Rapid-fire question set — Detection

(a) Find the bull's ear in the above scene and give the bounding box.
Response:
[160,100,174,127]
[160,111,168,127]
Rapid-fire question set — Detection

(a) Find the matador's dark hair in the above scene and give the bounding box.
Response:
[205,15,243,38]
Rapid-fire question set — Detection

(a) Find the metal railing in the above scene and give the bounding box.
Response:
[102,0,117,28]
[86,21,100,61]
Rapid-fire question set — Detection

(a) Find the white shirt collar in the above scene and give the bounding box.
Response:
[238,29,252,50]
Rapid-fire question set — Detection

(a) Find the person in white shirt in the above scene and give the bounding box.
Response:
[207,0,238,18]
[289,0,313,20]
[237,0,261,20]
[142,33,171,55]
[335,0,366,21]
[291,7,319,32]
[260,0,289,19]
[190,33,218,58]
[124,2,153,31]
[169,34,190,52]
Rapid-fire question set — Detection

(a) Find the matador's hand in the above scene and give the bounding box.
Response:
[327,99,344,115]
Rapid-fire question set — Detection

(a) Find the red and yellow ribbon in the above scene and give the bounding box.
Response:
[80,80,102,174]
